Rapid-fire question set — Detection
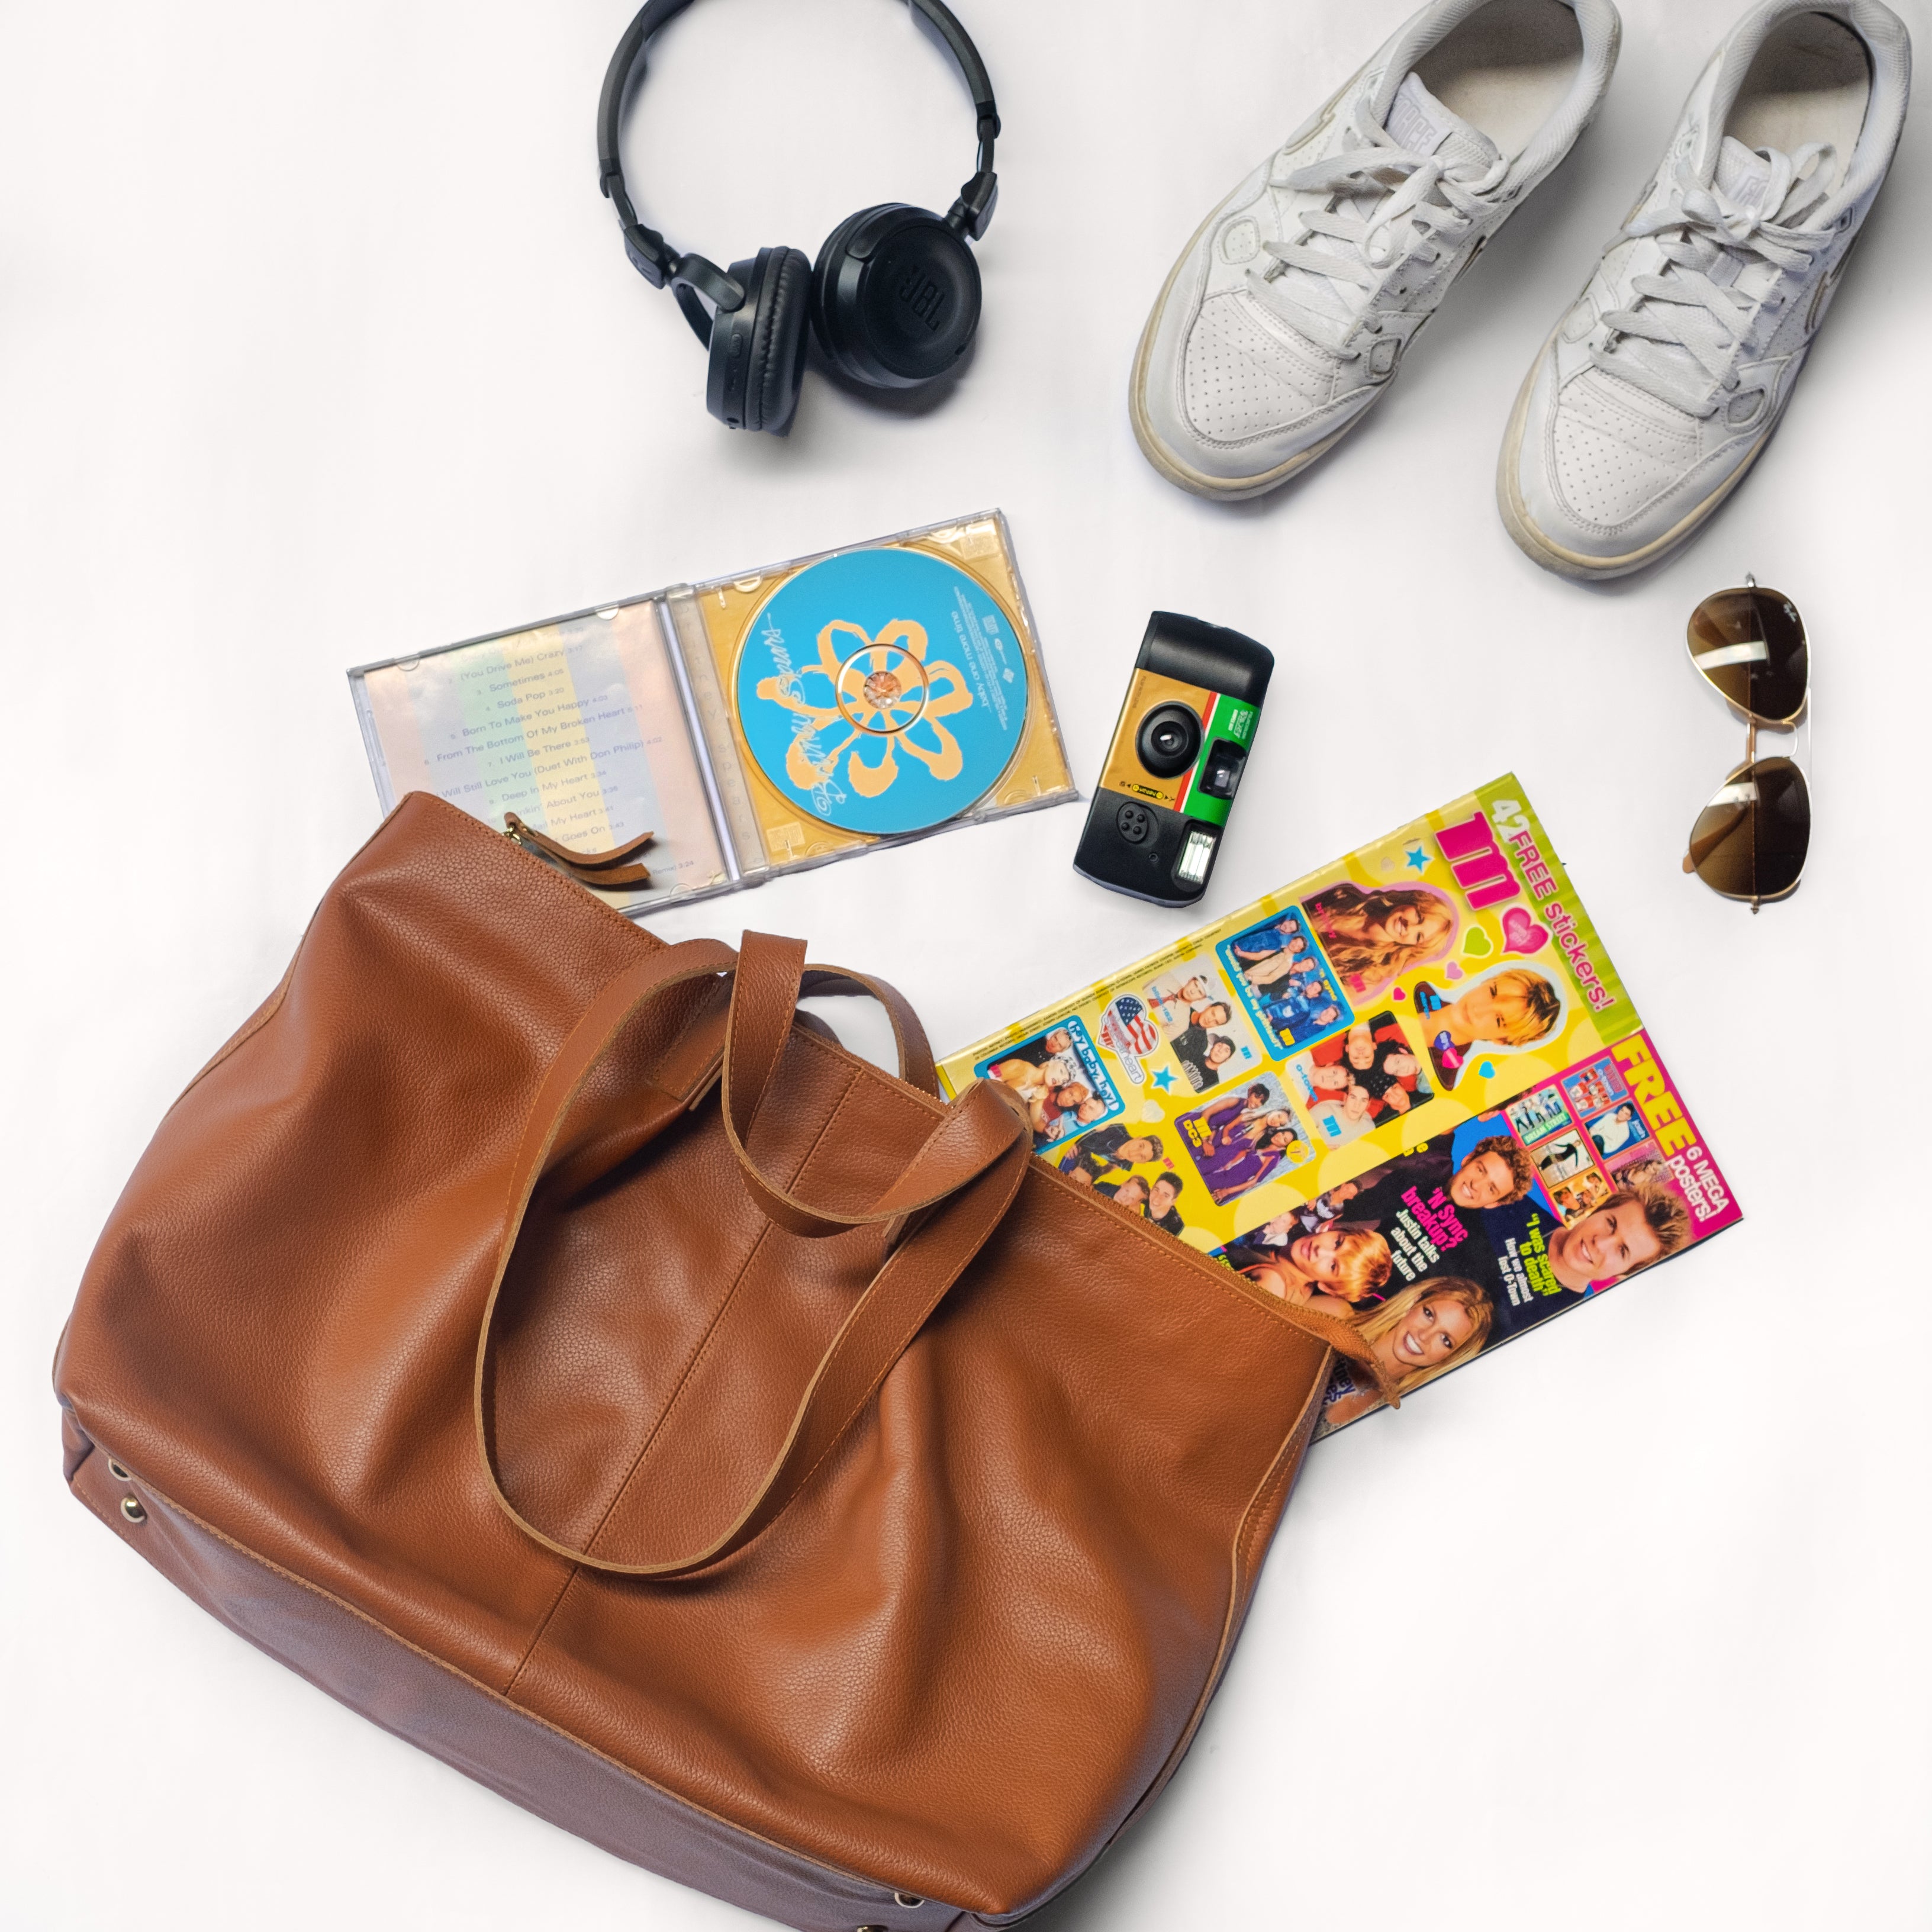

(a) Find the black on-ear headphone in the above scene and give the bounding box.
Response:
[597,0,1000,435]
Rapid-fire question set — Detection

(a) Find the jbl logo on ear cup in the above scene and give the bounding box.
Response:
[812,205,980,388]
[897,268,948,333]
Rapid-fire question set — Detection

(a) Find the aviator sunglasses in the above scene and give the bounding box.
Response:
[1681,577,1810,912]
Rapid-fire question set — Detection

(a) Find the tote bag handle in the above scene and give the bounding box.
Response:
[472,934,1032,1579]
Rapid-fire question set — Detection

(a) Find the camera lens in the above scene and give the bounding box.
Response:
[1136,703,1201,779]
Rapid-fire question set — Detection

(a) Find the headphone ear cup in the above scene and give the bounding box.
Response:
[811,205,981,391]
[706,246,812,433]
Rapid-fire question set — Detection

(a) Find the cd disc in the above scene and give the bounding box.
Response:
[732,546,1031,838]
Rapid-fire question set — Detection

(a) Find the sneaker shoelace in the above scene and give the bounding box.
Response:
[1250,105,1508,359]
[1591,144,1838,416]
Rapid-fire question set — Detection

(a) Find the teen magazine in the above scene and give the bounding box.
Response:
[938,776,1740,1434]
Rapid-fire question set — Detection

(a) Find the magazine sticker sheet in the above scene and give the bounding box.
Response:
[938,775,1741,1434]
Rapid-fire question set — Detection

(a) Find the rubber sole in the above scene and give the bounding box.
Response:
[1495,326,1779,581]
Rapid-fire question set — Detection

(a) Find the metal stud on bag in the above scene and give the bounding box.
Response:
[107,1459,131,1480]
[120,1496,147,1525]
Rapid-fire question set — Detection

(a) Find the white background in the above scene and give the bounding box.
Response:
[5,0,1929,1925]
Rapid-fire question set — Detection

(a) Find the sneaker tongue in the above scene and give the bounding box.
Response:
[1714,134,1834,227]
[1714,136,1776,212]
[1386,72,1500,178]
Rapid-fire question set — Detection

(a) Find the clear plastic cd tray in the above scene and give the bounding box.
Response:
[349,511,1076,916]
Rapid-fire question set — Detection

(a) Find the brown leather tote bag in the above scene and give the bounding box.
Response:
[54,793,1389,1932]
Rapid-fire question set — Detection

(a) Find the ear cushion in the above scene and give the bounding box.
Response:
[706,246,812,434]
[750,247,812,434]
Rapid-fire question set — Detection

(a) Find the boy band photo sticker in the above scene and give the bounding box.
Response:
[977,1016,1122,1150]
[1143,954,1267,1094]
[1054,1122,1189,1239]
[1217,906,1353,1055]
[1289,1012,1434,1147]
[1176,1076,1310,1206]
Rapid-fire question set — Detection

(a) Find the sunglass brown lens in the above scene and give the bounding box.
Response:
[1688,756,1809,903]
[1687,587,1808,724]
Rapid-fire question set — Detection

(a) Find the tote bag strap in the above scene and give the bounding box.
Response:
[723,932,1013,1239]
[796,954,939,1097]
[726,936,1395,1390]
[472,935,1031,1579]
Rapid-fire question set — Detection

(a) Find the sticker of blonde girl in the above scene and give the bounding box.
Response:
[1319,1276,1497,1430]
[1220,1223,1396,1312]
[1299,881,1459,1003]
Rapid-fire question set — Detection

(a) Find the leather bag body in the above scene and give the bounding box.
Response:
[54,794,1376,1931]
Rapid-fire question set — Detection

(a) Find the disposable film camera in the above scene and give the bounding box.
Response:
[1073,611,1273,907]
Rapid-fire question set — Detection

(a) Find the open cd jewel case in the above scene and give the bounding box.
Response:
[349,511,1076,916]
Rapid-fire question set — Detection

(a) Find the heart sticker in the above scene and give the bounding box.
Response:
[1392,986,1406,1000]
[1477,1061,1495,1079]
[1444,962,1464,981]
[1501,906,1550,956]
[1461,926,1493,959]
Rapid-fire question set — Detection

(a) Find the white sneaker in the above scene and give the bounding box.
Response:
[1131,0,1622,501]
[1499,0,1912,578]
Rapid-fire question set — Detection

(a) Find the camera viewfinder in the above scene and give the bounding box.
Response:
[1197,740,1247,801]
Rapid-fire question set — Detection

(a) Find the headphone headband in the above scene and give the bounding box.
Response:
[598,0,1000,336]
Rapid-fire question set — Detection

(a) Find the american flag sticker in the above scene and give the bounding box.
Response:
[1100,995,1161,1084]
